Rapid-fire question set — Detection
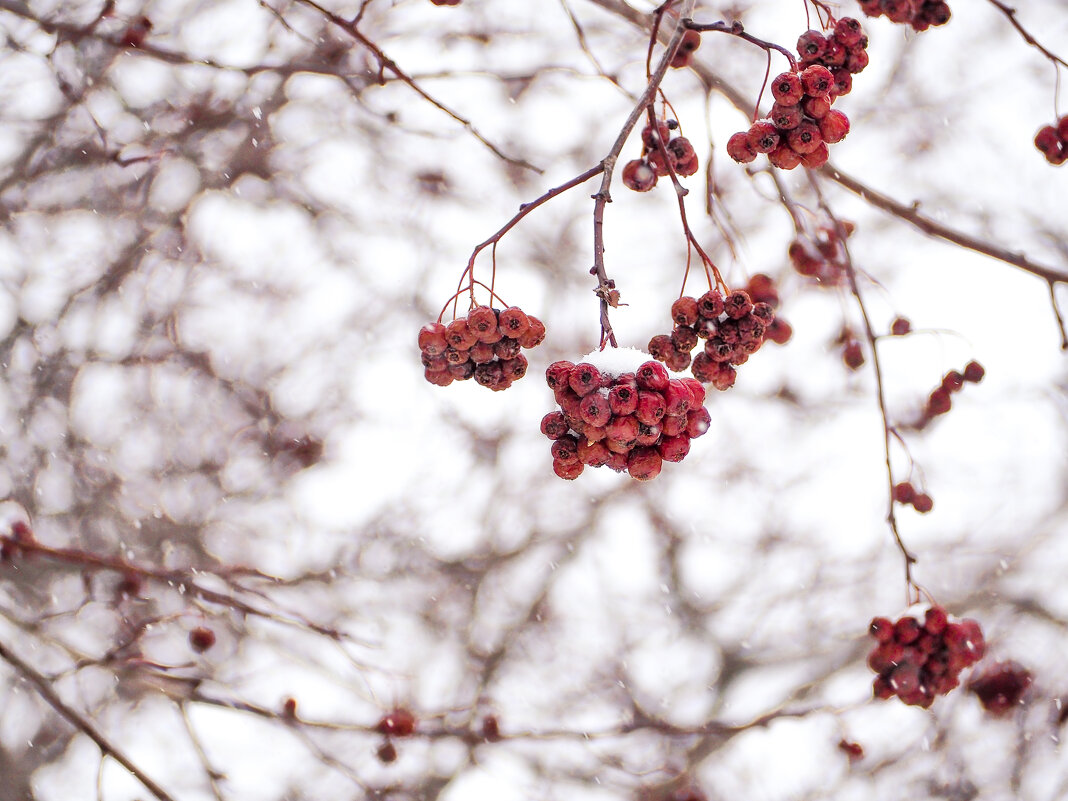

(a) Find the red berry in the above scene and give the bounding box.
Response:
[497,306,530,338]
[418,323,448,355]
[377,741,398,763]
[635,390,667,426]
[890,317,911,336]
[894,616,922,644]
[843,340,864,370]
[1058,116,1068,141]
[189,627,216,653]
[641,119,671,150]
[636,361,670,392]
[377,708,416,737]
[869,617,894,643]
[771,71,804,105]
[517,315,545,348]
[579,391,612,427]
[892,482,915,504]
[912,492,934,513]
[926,387,952,416]
[670,29,701,68]
[746,120,780,154]
[962,360,985,383]
[800,142,829,168]
[801,65,834,96]
[967,661,1033,717]
[467,306,498,337]
[834,17,865,47]
[553,458,584,480]
[838,739,864,762]
[658,434,691,463]
[787,122,823,155]
[667,137,699,176]
[802,94,833,119]
[924,606,949,635]
[726,131,758,163]
[622,159,658,192]
[627,446,663,481]
[671,296,700,326]
[770,103,802,131]
[941,370,964,393]
[545,360,574,391]
[819,110,850,144]
[540,411,569,440]
[446,319,478,349]
[481,715,502,742]
[796,30,828,59]
[568,363,602,396]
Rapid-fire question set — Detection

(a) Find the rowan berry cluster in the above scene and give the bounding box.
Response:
[788,223,854,284]
[868,606,985,708]
[1034,117,1068,165]
[858,0,951,31]
[647,281,785,390]
[726,18,868,170]
[622,120,699,193]
[966,660,1033,717]
[916,360,985,428]
[418,306,545,390]
[541,358,710,481]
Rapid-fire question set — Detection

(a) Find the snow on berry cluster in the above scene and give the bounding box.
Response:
[868,606,985,708]
[622,120,699,193]
[858,0,950,31]
[647,278,788,390]
[419,306,545,390]
[1034,117,1068,166]
[726,19,868,170]
[541,352,710,481]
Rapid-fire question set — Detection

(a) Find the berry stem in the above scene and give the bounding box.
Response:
[806,173,919,600]
[683,19,798,73]
[591,0,697,348]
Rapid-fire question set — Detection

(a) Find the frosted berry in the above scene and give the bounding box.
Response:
[569,363,602,396]
[797,30,828,60]
[623,159,658,192]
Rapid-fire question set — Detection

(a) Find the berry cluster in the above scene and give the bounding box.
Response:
[966,660,1033,717]
[647,282,784,390]
[1034,117,1068,166]
[622,120,699,193]
[868,606,986,708]
[916,360,985,428]
[892,481,933,513]
[419,306,545,390]
[788,222,854,284]
[542,356,710,481]
[727,19,867,170]
[858,0,951,31]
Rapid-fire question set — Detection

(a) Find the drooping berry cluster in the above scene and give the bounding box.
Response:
[1034,117,1068,166]
[542,358,710,481]
[727,19,867,170]
[648,280,786,390]
[868,606,985,707]
[966,660,1033,717]
[858,0,951,31]
[788,222,854,284]
[916,360,984,428]
[622,120,699,193]
[419,306,545,390]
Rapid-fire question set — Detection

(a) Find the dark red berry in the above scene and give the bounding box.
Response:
[796,30,828,59]
[912,492,934,513]
[540,411,569,440]
[834,17,865,47]
[418,323,448,355]
[377,709,416,737]
[671,296,700,326]
[787,122,823,155]
[962,360,985,383]
[890,317,911,336]
[189,627,216,653]
[800,65,834,96]
[377,741,398,763]
[517,315,546,348]
[568,363,602,396]
[892,482,915,504]
[768,144,803,170]
[497,306,530,338]
[636,361,670,392]
[770,103,803,131]
[843,340,864,370]
[627,446,663,481]
[967,661,1033,717]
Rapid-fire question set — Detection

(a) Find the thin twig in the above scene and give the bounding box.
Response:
[0,637,178,801]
